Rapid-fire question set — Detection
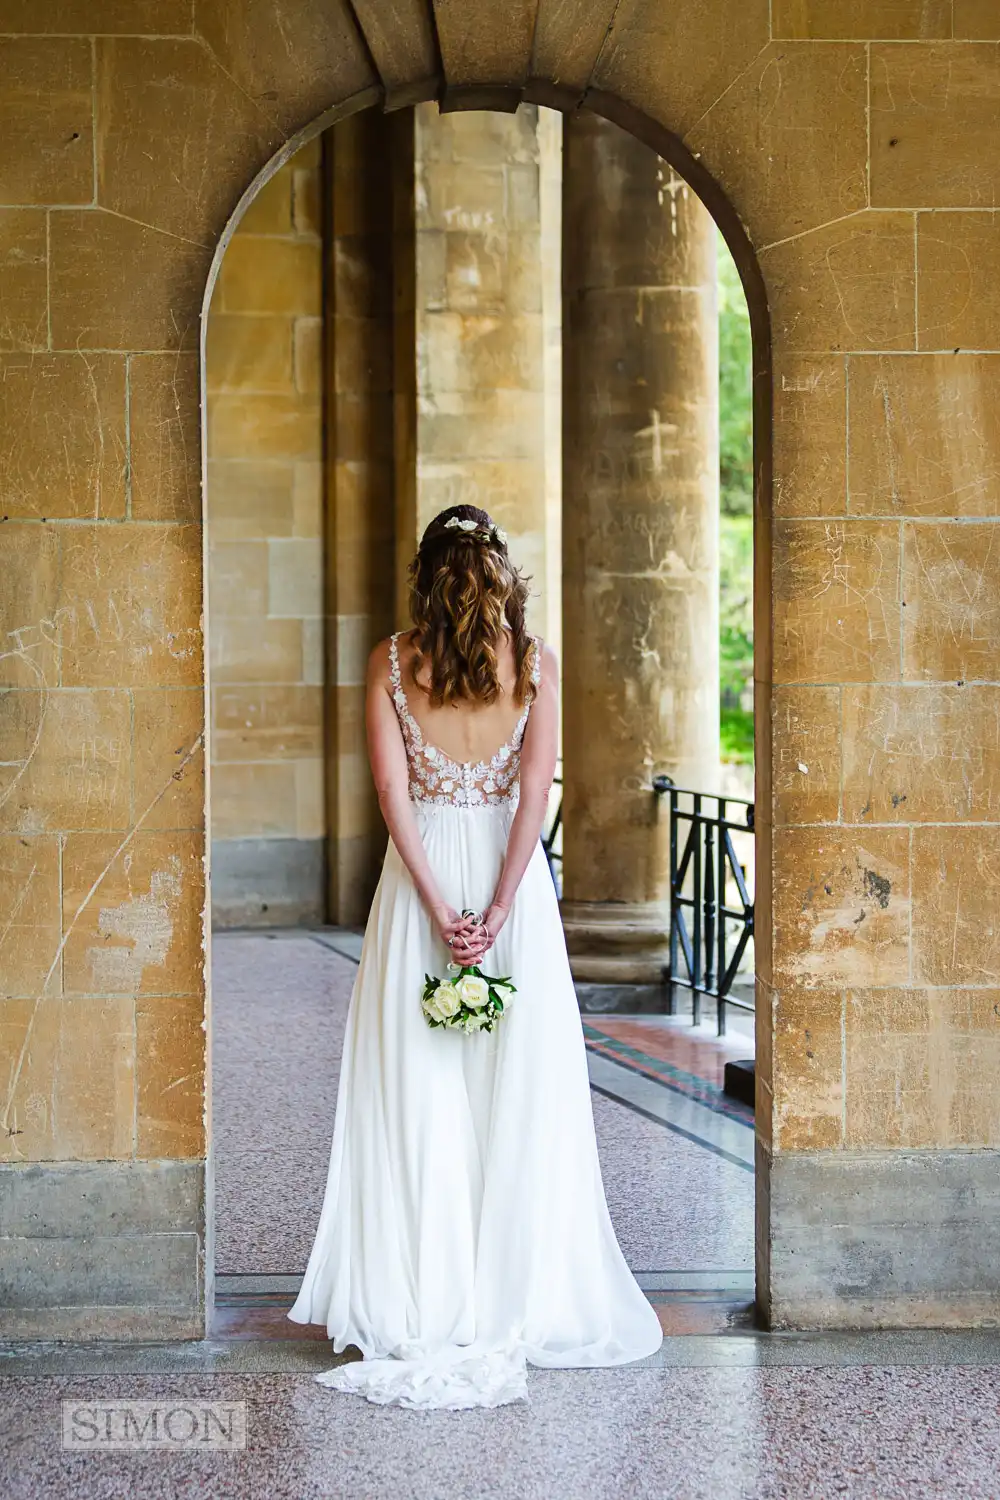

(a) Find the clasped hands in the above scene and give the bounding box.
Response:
[435,902,510,965]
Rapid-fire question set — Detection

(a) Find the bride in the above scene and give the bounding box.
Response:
[288,504,663,1408]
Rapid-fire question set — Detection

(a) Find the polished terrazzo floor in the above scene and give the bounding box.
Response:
[4,931,1000,1499]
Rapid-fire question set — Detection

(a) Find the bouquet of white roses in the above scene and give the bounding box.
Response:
[422,911,516,1035]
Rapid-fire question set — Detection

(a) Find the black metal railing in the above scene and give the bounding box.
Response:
[654,775,755,1035]
[542,773,563,892]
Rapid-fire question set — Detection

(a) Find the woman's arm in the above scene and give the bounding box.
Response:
[366,640,478,957]
[473,642,559,957]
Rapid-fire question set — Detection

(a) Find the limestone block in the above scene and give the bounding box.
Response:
[0,996,134,1161]
[58,525,202,689]
[49,210,210,352]
[772,685,841,824]
[209,618,302,684]
[294,460,323,536]
[209,761,298,840]
[136,995,204,1158]
[912,825,1000,985]
[208,540,269,619]
[294,317,322,394]
[902,522,1000,681]
[268,538,323,619]
[349,0,438,105]
[128,354,201,522]
[687,42,867,250]
[302,620,324,689]
[61,830,203,998]
[591,0,769,138]
[773,356,847,517]
[917,211,1000,352]
[96,38,281,242]
[0,210,47,353]
[332,237,394,319]
[419,311,543,394]
[0,836,61,999]
[872,44,1000,210]
[214,238,321,317]
[206,460,296,540]
[132,688,205,832]
[0,1,192,31]
[761,211,916,353]
[207,393,321,462]
[419,389,548,463]
[0,38,92,205]
[842,685,1000,823]
[0,525,61,689]
[773,987,844,1150]
[296,758,325,839]
[293,167,321,237]
[205,315,294,394]
[432,0,537,92]
[773,0,951,37]
[773,826,910,986]
[773,520,902,683]
[333,315,393,394]
[530,0,619,93]
[0,689,130,834]
[955,0,1000,36]
[237,167,293,235]
[0,353,126,520]
[212,685,323,762]
[417,159,506,233]
[848,354,1000,517]
[193,0,375,134]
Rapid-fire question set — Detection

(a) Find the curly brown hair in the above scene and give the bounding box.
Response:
[407,505,535,707]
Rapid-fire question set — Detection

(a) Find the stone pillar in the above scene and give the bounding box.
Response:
[560,112,720,995]
[403,103,561,643]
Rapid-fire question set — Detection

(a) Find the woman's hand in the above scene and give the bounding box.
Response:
[434,906,480,963]
[466,901,510,963]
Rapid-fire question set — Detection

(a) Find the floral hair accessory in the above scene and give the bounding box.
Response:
[443,516,508,547]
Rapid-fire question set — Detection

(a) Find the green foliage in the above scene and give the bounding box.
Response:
[718,232,753,519]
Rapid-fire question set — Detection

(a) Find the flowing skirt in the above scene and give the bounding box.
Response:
[288,801,663,1408]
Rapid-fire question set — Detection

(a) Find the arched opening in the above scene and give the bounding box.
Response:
[200,90,770,1336]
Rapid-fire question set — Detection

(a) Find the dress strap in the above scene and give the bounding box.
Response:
[388,632,424,746]
[530,635,542,689]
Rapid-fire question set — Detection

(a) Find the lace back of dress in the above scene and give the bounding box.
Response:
[389,635,541,808]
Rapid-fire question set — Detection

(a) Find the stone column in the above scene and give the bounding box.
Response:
[560,112,720,996]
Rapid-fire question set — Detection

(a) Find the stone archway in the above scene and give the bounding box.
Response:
[2,1,995,1341]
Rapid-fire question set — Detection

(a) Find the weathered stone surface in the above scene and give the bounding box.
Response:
[872,44,1000,210]
[1,1232,198,1309]
[136,995,205,1157]
[433,0,536,96]
[0,1158,202,1235]
[0,210,47,353]
[0,996,134,1161]
[0,38,92,205]
[901,522,1000,681]
[0,353,127,519]
[773,0,951,36]
[591,0,769,140]
[842,685,1000,823]
[0,525,62,690]
[128,354,201,522]
[773,520,902,683]
[97,38,280,243]
[955,0,1000,36]
[58,525,202,688]
[773,827,910,987]
[773,987,844,1150]
[194,0,375,134]
[132,688,204,832]
[210,618,304,684]
[530,0,619,94]
[212,685,323,762]
[0,689,131,834]
[688,42,867,250]
[917,211,1000,352]
[49,210,211,351]
[61,830,203,998]
[214,237,322,316]
[0,837,61,1000]
[848,354,1000,517]
[761,1145,1000,1327]
[773,356,847,517]
[210,835,325,927]
[0,1,193,32]
[772,685,841,824]
[761,212,916,353]
[205,314,294,395]
[912,826,1000,985]
[351,0,438,104]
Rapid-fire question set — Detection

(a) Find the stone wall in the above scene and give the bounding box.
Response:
[205,141,325,928]
[2,0,1000,1338]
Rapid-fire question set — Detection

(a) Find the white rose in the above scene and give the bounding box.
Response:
[463,1011,489,1033]
[423,982,461,1023]
[456,974,490,1011]
[494,980,515,1010]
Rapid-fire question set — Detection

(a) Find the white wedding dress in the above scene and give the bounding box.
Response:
[288,634,663,1407]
